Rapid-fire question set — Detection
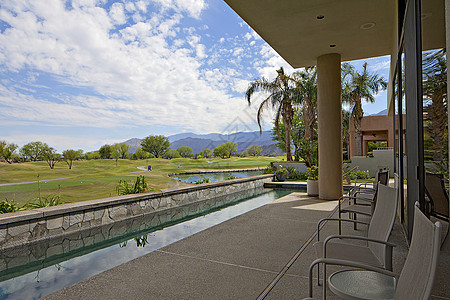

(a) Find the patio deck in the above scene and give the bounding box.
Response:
[44,192,449,299]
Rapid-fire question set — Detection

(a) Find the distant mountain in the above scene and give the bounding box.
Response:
[124,131,283,155]
[123,138,142,154]
[369,109,387,116]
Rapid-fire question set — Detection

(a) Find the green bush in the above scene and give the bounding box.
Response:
[263,164,277,174]
[306,165,318,180]
[116,175,149,195]
[0,199,21,213]
[348,170,370,180]
[225,174,237,180]
[193,175,210,184]
[284,166,307,180]
[27,194,62,208]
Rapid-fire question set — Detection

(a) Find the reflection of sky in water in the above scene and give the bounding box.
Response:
[170,170,263,183]
[0,190,289,300]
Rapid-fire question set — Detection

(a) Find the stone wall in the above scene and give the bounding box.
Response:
[0,174,273,251]
[0,186,271,281]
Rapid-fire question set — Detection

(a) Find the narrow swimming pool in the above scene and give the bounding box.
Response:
[169,170,264,183]
[0,188,291,299]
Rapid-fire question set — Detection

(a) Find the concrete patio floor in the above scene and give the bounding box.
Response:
[44,192,449,299]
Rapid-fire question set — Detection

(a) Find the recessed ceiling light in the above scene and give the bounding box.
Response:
[317,15,324,20]
[360,22,376,30]
[330,44,336,48]
[421,12,432,20]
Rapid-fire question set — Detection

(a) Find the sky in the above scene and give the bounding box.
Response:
[0,0,391,152]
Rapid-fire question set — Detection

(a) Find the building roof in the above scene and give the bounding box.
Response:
[225,0,445,68]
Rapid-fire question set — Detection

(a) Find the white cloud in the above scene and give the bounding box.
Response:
[109,2,127,25]
[0,0,290,151]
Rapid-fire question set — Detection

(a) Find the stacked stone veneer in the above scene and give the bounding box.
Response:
[0,186,271,280]
[0,174,273,251]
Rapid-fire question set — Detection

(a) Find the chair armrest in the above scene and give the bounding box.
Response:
[317,218,369,241]
[349,186,376,194]
[323,235,397,271]
[340,195,374,203]
[307,258,397,298]
[339,207,372,216]
[324,235,397,249]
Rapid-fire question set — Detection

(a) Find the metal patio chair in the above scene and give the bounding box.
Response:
[425,172,449,222]
[338,169,390,232]
[313,184,398,287]
[306,203,441,300]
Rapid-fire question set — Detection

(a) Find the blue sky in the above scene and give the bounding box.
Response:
[0,0,390,152]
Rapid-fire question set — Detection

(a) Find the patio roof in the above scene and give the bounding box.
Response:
[225,0,445,68]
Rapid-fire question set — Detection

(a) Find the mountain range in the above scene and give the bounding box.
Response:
[124,131,284,156]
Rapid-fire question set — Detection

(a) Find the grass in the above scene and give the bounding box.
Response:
[0,156,283,207]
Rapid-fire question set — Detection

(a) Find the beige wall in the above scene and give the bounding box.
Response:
[349,115,406,158]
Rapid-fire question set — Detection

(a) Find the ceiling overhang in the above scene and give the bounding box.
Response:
[225,0,445,68]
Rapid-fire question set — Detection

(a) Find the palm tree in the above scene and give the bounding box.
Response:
[342,62,387,156]
[292,67,317,142]
[246,67,297,161]
[423,49,447,161]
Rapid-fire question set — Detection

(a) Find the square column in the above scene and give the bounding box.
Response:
[317,53,343,199]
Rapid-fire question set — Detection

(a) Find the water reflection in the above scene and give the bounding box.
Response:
[170,170,263,183]
[0,188,290,299]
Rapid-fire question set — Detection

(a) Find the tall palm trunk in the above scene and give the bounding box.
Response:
[283,101,294,161]
[425,92,447,160]
[354,99,363,156]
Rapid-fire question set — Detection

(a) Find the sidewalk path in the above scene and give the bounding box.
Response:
[0,177,70,187]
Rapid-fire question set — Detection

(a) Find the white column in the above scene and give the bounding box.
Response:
[317,53,343,200]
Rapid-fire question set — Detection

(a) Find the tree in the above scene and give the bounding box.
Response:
[85,151,101,160]
[163,148,181,159]
[20,141,46,161]
[111,145,121,167]
[293,67,317,142]
[0,141,18,164]
[177,146,193,158]
[132,147,149,160]
[213,142,237,158]
[199,148,213,158]
[247,144,262,156]
[423,49,447,161]
[342,109,351,160]
[99,144,112,159]
[342,62,387,156]
[246,67,298,161]
[41,145,60,169]
[62,149,80,169]
[140,135,170,158]
[114,143,129,159]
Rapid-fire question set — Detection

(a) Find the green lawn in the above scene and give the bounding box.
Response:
[0,156,282,206]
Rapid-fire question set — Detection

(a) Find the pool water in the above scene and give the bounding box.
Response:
[0,188,290,299]
[170,170,264,183]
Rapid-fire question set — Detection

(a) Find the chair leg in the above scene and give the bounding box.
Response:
[317,263,321,286]
[353,212,358,230]
[323,263,327,299]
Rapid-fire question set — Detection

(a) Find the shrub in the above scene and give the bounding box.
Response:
[116,175,149,195]
[0,199,21,213]
[27,194,62,208]
[263,164,277,174]
[306,165,319,180]
[225,174,237,180]
[193,175,210,184]
[285,166,307,180]
[348,170,370,180]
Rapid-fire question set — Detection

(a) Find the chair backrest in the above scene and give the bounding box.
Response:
[425,172,449,220]
[377,170,389,186]
[395,205,441,299]
[367,184,398,266]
